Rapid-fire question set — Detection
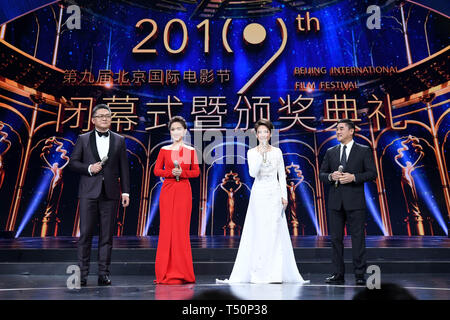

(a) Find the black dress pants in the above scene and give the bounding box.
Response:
[77,183,118,278]
[329,205,367,277]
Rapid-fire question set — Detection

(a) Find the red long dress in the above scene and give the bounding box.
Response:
[153,145,200,284]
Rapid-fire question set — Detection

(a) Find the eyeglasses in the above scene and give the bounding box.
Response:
[93,114,112,119]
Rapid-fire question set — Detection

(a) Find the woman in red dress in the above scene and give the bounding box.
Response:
[153,116,200,284]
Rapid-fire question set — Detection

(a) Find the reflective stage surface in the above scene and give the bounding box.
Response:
[0,274,448,300]
[0,236,448,300]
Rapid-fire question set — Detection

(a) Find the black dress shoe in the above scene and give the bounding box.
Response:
[325,274,345,285]
[98,275,111,286]
[355,276,365,286]
[80,278,87,287]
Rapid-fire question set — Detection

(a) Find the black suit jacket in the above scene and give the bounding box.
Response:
[68,130,130,199]
[319,142,377,211]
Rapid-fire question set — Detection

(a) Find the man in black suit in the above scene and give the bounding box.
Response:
[69,104,130,286]
[319,119,377,285]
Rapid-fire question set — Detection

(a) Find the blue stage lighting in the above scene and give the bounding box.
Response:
[145,182,162,236]
[15,174,51,238]
[364,184,388,235]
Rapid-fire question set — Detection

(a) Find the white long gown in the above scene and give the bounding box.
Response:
[217,147,309,284]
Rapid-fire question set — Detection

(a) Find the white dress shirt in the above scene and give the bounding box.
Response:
[96,130,110,160]
[328,139,355,182]
[339,139,354,163]
[88,130,109,175]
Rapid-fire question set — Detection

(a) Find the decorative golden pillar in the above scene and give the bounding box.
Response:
[425,100,450,222]
[52,4,64,66]
[400,2,413,65]
[0,24,6,40]
[6,99,40,231]
[133,134,151,236]
[426,217,435,236]
[368,120,392,235]
[198,161,207,236]
[314,133,327,235]
[0,122,12,190]
[72,200,80,237]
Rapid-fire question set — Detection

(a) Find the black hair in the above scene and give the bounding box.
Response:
[337,118,355,136]
[168,116,187,130]
[92,104,111,117]
[254,118,274,133]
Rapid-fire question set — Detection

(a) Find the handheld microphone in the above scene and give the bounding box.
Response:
[100,156,108,166]
[335,165,344,187]
[261,140,267,163]
[173,160,180,182]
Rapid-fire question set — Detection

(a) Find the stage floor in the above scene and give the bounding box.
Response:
[0,274,448,300]
[0,236,449,275]
[0,236,448,300]
[0,235,449,248]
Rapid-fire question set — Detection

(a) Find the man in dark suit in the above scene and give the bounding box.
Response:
[319,119,377,285]
[69,104,130,286]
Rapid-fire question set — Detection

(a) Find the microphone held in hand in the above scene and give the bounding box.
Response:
[262,140,267,163]
[174,160,180,182]
[335,165,344,187]
[100,156,108,166]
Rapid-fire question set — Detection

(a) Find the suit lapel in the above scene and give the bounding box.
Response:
[333,145,341,169]
[107,131,115,160]
[89,130,101,162]
[345,142,358,169]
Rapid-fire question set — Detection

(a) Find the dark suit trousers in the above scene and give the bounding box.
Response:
[329,206,367,276]
[78,183,118,278]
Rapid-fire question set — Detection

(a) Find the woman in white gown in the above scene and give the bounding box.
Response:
[217,119,309,284]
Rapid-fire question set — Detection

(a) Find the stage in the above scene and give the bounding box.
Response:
[0,236,448,300]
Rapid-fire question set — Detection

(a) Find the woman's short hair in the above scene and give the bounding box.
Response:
[254,118,274,133]
[168,116,187,130]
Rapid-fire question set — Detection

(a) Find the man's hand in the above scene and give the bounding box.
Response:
[339,173,356,184]
[331,171,343,181]
[90,162,102,174]
[122,194,130,207]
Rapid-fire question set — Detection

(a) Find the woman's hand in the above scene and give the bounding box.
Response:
[172,168,182,177]
[281,198,288,210]
[258,141,269,154]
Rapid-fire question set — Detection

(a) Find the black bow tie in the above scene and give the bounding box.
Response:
[96,130,109,137]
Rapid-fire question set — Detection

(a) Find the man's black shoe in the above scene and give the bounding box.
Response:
[325,274,345,285]
[98,275,111,286]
